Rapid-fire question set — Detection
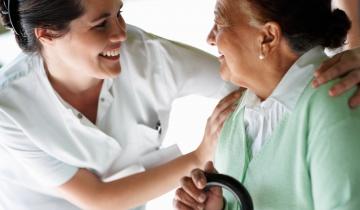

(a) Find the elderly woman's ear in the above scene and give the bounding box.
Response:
[257,22,281,59]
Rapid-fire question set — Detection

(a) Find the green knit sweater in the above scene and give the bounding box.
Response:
[215,80,360,210]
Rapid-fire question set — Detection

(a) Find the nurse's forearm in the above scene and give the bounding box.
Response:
[58,151,203,210]
[333,0,360,49]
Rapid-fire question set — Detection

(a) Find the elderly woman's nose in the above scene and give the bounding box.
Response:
[207,25,217,46]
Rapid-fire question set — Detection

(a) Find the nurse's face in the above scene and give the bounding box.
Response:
[207,0,262,88]
[48,0,127,79]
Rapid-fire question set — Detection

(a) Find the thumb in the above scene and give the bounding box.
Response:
[204,161,218,173]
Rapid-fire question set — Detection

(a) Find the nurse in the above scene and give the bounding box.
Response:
[0,0,359,210]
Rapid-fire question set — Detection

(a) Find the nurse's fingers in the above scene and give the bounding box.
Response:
[180,176,207,203]
[212,104,236,136]
[174,188,204,210]
[313,47,360,87]
[349,88,360,108]
[328,69,360,96]
[211,89,243,119]
[313,53,342,84]
[191,168,208,190]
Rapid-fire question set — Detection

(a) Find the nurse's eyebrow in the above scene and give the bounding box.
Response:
[91,2,123,23]
[91,13,111,23]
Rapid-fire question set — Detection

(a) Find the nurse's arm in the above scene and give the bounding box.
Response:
[58,153,199,210]
[57,90,241,210]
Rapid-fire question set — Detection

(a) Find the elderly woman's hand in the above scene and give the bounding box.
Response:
[174,161,224,210]
[312,47,360,108]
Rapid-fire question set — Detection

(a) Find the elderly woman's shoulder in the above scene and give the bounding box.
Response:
[299,79,359,127]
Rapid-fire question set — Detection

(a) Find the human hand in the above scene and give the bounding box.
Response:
[174,161,224,210]
[194,89,243,165]
[312,47,360,108]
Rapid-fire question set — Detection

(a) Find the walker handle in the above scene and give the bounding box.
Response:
[204,172,254,210]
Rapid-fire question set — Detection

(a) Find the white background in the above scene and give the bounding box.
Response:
[123,1,218,209]
[0,0,219,209]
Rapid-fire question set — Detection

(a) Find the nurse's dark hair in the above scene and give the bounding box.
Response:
[0,0,84,53]
[245,0,351,54]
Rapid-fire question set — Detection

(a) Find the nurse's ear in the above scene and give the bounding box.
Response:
[257,21,282,59]
[34,28,61,46]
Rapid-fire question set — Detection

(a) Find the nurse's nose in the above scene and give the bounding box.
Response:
[110,16,127,42]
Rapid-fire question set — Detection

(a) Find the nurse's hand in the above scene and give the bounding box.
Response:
[312,47,360,108]
[194,89,243,165]
[174,161,224,210]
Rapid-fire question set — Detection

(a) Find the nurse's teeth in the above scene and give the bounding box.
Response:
[101,49,120,57]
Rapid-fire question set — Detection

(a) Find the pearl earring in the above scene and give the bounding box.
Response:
[259,53,265,60]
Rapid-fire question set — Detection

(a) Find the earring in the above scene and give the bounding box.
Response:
[259,53,265,60]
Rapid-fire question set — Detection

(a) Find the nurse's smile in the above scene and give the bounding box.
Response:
[100,48,121,61]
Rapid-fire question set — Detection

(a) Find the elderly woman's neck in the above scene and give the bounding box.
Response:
[253,47,299,101]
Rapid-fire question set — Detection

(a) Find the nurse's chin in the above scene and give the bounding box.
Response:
[96,66,121,79]
[105,67,121,78]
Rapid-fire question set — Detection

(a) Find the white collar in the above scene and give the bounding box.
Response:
[239,46,328,113]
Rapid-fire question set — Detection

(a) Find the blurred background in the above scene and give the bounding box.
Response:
[0,0,218,209]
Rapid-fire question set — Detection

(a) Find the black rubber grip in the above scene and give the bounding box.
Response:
[204,172,254,210]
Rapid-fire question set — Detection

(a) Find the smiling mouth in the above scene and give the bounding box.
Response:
[99,48,120,60]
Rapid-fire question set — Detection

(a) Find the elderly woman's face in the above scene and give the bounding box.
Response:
[207,0,262,87]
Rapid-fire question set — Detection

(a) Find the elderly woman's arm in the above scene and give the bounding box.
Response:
[309,84,360,210]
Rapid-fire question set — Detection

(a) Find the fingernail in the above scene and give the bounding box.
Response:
[198,205,204,210]
[317,78,324,85]
[197,180,205,188]
[312,80,318,88]
[198,194,206,202]
[329,89,335,96]
[350,101,357,109]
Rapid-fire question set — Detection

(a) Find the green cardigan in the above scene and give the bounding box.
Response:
[215,80,360,210]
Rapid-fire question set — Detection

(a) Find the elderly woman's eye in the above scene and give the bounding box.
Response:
[95,21,107,28]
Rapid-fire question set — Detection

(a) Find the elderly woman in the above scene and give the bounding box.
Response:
[174,0,360,210]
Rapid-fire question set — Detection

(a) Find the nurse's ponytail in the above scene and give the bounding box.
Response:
[0,0,84,54]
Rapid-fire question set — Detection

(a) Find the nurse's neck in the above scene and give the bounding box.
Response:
[42,53,103,121]
[42,53,102,96]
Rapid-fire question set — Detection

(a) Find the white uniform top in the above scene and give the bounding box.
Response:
[0,25,232,210]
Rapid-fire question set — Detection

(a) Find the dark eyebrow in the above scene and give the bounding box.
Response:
[91,13,111,23]
[90,2,123,23]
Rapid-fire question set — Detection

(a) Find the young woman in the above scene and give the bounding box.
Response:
[0,0,359,209]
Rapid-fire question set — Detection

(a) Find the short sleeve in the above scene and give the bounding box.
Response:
[158,38,236,99]
[0,113,78,187]
[308,85,360,210]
